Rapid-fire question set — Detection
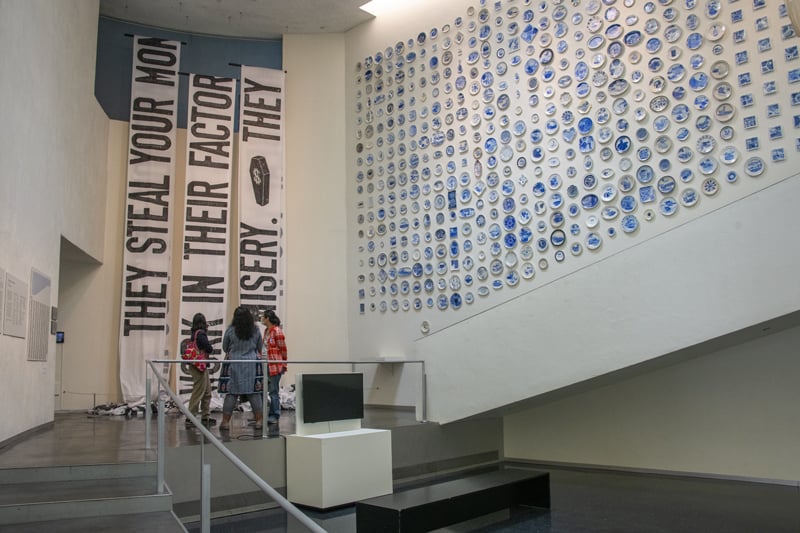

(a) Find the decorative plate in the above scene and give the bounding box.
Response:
[620,214,639,233]
[585,232,602,250]
[701,177,720,196]
[721,146,738,165]
[698,156,718,175]
[696,134,716,154]
[709,60,729,79]
[659,197,678,216]
[680,188,699,207]
[744,156,766,177]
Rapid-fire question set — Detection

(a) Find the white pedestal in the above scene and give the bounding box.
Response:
[286,428,392,509]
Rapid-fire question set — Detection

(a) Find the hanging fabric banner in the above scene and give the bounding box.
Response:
[119,36,181,404]
[177,74,236,400]
[237,66,286,318]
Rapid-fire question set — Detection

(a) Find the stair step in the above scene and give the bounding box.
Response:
[0,468,172,525]
[0,461,156,484]
[0,510,186,532]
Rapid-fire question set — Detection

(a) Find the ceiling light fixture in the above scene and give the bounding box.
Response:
[359,0,391,16]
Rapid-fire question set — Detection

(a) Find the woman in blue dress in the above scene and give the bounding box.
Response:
[219,306,264,431]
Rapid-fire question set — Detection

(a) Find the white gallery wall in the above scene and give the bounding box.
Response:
[283,34,351,372]
[56,120,142,412]
[504,323,800,482]
[0,0,109,440]
[53,34,354,412]
[0,16,348,422]
[3,0,799,486]
[342,0,800,480]
[415,176,800,422]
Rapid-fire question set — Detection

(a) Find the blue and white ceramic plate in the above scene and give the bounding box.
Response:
[520,263,536,279]
[710,60,729,79]
[744,156,766,177]
[585,232,602,250]
[689,72,708,91]
[698,156,718,175]
[620,214,639,233]
[721,146,738,165]
[659,197,678,216]
[696,134,715,154]
[715,103,735,123]
[620,194,637,212]
[701,177,720,196]
[677,146,693,163]
[680,188,698,207]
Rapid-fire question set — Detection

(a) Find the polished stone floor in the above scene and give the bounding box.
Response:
[2,411,799,532]
[0,406,420,468]
[189,466,800,533]
[188,465,800,533]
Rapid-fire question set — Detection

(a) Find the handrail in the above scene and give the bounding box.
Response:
[145,358,427,450]
[146,360,327,533]
[146,358,427,436]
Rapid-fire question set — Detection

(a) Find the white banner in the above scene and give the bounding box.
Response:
[177,74,236,398]
[120,36,181,403]
[238,66,286,318]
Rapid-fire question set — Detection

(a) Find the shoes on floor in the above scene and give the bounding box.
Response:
[267,417,279,425]
[184,418,195,428]
[254,423,263,430]
[201,417,217,426]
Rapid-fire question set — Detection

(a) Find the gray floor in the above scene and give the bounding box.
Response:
[3,410,800,532]
[0,406,420,468]
[0,407,422,533]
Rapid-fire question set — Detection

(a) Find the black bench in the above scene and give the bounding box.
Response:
[355,468,550,532]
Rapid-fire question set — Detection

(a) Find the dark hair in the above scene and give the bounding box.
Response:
[231,306,256,340]
[264,310,281,327]
[191,313,207,332]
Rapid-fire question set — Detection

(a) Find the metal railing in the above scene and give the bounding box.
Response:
[146,359,326,533]
[145,358,426,532]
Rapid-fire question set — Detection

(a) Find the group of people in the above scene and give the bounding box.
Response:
[185,306,288,431]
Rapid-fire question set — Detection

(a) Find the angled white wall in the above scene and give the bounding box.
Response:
[416,176,800,422]
[343,0,800,425]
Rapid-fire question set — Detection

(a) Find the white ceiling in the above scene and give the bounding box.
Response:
[99,0,375,40]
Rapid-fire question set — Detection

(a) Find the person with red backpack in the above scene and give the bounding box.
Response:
[185,313,216,427]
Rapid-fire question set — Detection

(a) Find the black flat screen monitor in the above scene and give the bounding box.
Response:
[301,373,364,423]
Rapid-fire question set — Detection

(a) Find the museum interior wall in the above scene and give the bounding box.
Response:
[0,0,108,441]
[58,28,352,410]
[342,0,800,480]
[504,322,800,482]
[2,0,799,484]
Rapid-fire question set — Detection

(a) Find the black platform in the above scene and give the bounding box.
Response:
[355,468,550,532]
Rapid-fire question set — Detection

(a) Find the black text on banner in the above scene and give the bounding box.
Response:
[120,37,181,403]
[238,66,286,319]
[178,74,236,399]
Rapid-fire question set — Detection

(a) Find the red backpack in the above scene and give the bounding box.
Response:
[181,330,207,371]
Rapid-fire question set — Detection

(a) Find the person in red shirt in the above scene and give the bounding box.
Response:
[261,310,288,425]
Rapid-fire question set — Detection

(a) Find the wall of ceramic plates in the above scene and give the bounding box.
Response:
[352,0,798,330]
